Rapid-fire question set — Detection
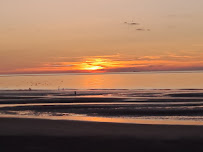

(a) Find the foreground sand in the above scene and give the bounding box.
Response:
[0,118,203,152]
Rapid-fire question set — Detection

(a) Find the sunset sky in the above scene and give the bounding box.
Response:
[1,0,203,74]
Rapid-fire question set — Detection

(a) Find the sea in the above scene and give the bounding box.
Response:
[0,71,203,90]
[0,71,203,125]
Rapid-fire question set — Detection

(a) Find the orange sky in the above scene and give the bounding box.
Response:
[0,0,203,74]
[3,53,203,74]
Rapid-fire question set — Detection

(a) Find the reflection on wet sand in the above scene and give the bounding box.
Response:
[1,113,203,126]
[1,89,203,126]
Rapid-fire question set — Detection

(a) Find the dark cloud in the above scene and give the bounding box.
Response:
[136,28,151,31]
[105,65,203,73]
[136,28,145,31]
[124,21,151,31]
[124,22,140,25]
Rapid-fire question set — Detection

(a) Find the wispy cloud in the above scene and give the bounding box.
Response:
[124,22,140,25]
[123,20,151,31]
[1,52,203,74]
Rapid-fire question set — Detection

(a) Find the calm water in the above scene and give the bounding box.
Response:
[1,88,203,125]
[0,71,203,90]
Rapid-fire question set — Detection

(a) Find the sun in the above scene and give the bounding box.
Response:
[78,58,106,71]
[83,65,104,71]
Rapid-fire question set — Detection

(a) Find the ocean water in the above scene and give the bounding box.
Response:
[1,71,203,125]
[1,89,203,125]
[0,71,203,90]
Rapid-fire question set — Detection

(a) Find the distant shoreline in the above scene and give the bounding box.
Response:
[1,70,203,76]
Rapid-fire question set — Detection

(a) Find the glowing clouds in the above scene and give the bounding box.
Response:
[77,58,108,71]
[82,65,104,71]
[2,53,203,74]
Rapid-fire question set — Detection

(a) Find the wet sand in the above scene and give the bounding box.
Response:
[1,89,203,151]
[1,117,203,152]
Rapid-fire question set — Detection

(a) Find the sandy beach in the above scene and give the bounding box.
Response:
[1,89,203,151]
[0,117,203,152]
